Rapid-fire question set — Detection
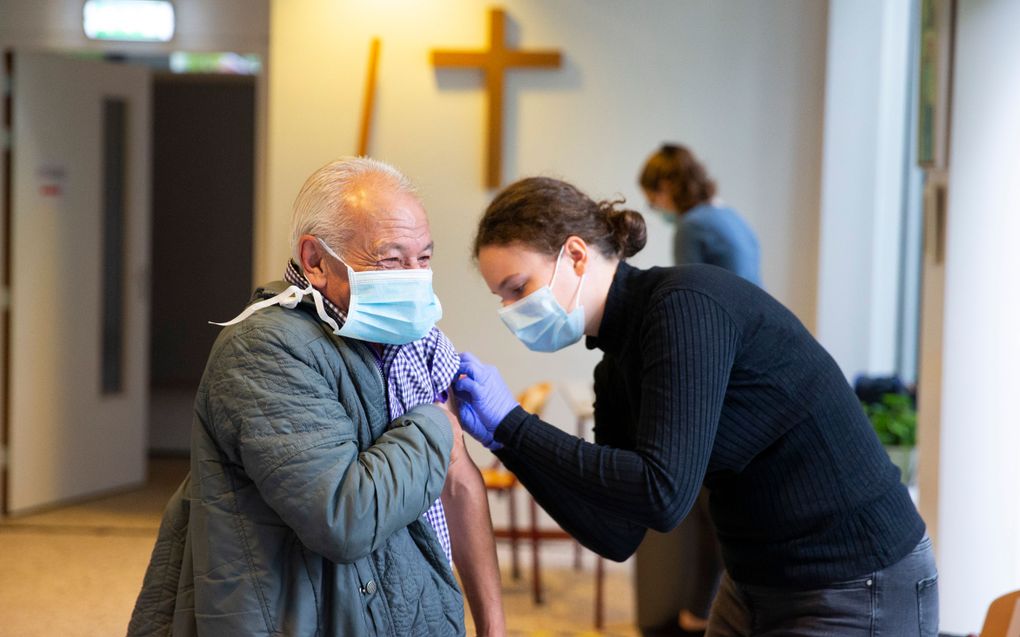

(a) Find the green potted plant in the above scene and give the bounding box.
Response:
[862,393,917,485]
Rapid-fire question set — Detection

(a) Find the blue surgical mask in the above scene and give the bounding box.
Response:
[499,246,585,353]
[651,206,677,226]
[318,238,442,345]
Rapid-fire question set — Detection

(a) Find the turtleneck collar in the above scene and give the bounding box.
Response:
[585,260,642,356]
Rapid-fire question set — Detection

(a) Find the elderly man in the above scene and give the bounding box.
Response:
[128,158,504,636]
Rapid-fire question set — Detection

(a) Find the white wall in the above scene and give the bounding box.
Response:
[815,0,914,379]
[926,0,1020,631]
[266,0,828,441]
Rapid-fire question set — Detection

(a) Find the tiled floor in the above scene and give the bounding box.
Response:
[0,458,639,637]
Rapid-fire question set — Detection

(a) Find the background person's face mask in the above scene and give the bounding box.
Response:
[318,238,442,345]
[651,205,677,225]
[499,245,585,352]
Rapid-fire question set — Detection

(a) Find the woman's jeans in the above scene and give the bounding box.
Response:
[706,536,939,636]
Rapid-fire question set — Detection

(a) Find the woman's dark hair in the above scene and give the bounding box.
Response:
[638,143,717,213]
[473,177,647,259]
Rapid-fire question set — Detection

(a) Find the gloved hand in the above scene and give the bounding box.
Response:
[453,352,519,450]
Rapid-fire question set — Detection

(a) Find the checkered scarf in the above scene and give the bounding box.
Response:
[285,261,457,561]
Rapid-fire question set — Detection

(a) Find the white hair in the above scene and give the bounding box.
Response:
[289,156,418,262]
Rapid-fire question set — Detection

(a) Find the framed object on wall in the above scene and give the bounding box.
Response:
[918,0,956,169]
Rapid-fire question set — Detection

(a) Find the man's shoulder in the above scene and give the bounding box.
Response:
[204,287,351,378]
[219,300,329,352]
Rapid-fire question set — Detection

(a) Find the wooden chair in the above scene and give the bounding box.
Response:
[980,589,1020,637]
[558,380,606,630]
[481,382,553,583]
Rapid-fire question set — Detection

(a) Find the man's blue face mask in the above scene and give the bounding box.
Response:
[318,237,443,345]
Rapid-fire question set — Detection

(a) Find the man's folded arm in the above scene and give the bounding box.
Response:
[205,328,453,564]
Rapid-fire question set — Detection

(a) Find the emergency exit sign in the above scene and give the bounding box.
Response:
[83,0,175,42]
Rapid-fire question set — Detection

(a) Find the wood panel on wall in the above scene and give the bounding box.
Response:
[150,74,255,388]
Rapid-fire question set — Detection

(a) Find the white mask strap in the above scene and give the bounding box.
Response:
[210,283,342,335]
[570,273,586,312]
[548,245,567,289]
[308,286,342,334]
[549,244,584,312]
[210,284,310,327]
[317,237,349,268]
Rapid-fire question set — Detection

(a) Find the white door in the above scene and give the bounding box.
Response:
[4,51,150,514]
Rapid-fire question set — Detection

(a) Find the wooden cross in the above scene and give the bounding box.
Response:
[432,8,562,189]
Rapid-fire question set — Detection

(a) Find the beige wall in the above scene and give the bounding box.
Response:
[266,0,829,435]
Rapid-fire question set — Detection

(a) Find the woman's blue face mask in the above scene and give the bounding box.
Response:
[318,238,442,345]
[498,246,586,353]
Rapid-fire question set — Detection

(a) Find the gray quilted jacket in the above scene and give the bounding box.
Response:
[127,282,465,636]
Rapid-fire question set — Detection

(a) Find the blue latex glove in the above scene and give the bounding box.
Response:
[453,352,519,450]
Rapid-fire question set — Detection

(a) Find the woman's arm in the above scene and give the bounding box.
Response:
[494,290,739,534]
[496,445,648,560]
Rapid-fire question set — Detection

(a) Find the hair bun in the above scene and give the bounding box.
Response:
[600,200,647,258]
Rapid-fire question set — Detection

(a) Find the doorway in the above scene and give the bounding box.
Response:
[0,52,259,515]
[2,50,152,515]
[148,71,256,454]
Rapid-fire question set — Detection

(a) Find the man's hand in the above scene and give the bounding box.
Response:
[435,400,465,467]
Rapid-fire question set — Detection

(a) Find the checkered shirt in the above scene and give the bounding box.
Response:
[284,261,456,562]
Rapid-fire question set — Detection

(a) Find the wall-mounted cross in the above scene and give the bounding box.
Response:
[432,8,562,189]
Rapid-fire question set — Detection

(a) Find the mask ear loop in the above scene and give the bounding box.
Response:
[548,245,567,289]
[317,237,349,267]
[550,244,585,313]
[570,271,586,312]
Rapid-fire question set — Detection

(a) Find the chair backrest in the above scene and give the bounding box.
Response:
[517,381,553,416]
[559,380,595,419]
[981,589,1020,637]
[484,381,553,477]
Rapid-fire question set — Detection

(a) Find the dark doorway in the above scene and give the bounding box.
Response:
[149,73,255,452]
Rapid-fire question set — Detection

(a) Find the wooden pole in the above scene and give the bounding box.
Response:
[357,37,381,157]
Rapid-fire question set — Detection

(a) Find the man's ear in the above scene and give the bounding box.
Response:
[298,235,328,287]
[563,235,589,275]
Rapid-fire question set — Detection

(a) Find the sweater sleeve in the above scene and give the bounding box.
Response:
[494,290,739,541]
[495,442,647,561]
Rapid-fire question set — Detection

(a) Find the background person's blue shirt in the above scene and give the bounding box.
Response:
[675,202,762,286]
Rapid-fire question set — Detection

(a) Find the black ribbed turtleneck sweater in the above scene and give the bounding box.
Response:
[493,261,924,586]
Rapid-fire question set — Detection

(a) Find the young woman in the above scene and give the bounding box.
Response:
[453,176,938,636]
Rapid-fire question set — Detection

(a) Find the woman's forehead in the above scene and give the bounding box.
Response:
[480,244,554,274]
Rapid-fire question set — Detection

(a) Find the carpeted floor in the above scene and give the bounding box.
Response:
[0,457,638,637]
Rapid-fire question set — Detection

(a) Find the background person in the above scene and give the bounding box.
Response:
[640,143,761,287]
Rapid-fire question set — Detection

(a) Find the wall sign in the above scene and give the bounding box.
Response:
[83,0,176,43]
